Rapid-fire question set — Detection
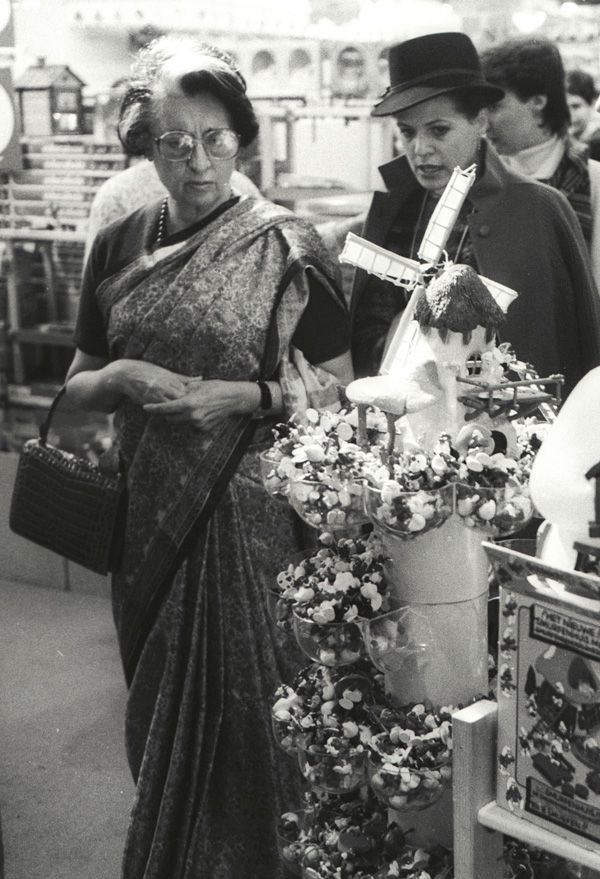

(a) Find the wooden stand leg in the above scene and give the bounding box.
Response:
[453,700,504,879]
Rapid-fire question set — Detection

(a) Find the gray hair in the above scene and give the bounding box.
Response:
[117,36,259,157]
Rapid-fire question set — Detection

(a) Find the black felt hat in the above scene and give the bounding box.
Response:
[372,31,505,117]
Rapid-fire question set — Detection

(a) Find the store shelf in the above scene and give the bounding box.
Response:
[478,802,600,871]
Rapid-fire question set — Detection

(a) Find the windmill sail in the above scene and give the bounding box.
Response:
[339,232,424,288]
[417,164,477,264]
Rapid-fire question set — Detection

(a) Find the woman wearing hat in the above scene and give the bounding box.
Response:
[351,31,600,397]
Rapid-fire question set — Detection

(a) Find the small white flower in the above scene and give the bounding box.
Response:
[478,499,497,521]
[408,513,427,531]
[408,454,428,473]
[323,490,340,508]
[343,605,359,622]
[430,454,448,476]
[342,721,359,739]
[326,509,346,526]
[457,496,476,516]
[334,571,359,592]
[294,586,315,604]
[370,593,383,612]
[360,581,379,600]
[381,480,402,505]
[304,444,326,463]
[336,422,354,442]
[313,602,336,624]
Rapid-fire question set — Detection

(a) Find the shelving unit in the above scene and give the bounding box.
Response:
[0,136,126,387]
[453,700,600,879]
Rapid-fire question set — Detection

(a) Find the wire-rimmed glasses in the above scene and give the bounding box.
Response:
[154,129,240,162]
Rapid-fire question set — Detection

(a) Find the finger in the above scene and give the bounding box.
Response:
[143,398,188,414]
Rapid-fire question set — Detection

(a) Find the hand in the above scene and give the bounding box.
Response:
[115,360,192,406]
[142,378,257,431]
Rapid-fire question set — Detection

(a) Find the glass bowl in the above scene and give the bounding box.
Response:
[293,610,365,667]
[288,477,368,534]
[259,450,290,501]
[266,587,295,633]
[454,481,534,536]
[277,812,307,877]
[271,708,300,757]
[359,605,431,675]
[364,483,454,539]
[297,737,368,794]
[368,757,451,812]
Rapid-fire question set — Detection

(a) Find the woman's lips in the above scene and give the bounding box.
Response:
[417,165,443,176]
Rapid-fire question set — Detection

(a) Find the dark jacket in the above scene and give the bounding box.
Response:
[351,143,600,397]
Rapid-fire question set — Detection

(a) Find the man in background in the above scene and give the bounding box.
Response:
[566,68,600,161]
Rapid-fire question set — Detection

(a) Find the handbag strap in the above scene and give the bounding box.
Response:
[38,385,68,446]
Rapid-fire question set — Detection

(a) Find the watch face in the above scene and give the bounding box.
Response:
[0,82,14,152]
[0,1,10,33]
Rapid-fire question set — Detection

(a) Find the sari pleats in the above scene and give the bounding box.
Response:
[121,449,305,879]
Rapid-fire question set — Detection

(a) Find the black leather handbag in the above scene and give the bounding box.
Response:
[9,385,126,575]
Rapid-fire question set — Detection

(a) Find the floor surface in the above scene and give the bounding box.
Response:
[0,579,134,879]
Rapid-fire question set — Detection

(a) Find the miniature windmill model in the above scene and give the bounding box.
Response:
[340,164,563,449]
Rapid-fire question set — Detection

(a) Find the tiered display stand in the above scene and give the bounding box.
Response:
[264,162,592,878]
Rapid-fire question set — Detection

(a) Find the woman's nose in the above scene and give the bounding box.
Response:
[187,140,211,171]
[412,133,433,158]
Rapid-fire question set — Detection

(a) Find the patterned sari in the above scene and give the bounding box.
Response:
[95,198,346,878]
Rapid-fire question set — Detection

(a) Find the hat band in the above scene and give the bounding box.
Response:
[384,67,485,98]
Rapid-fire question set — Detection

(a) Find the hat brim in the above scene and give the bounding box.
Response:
[371,82,505,117]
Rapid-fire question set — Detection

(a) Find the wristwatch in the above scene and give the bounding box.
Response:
[252,380,273,419]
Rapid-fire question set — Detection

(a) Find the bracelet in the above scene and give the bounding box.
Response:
[252,380,273,418]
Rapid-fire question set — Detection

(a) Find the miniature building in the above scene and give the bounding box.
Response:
[15,59,85,137]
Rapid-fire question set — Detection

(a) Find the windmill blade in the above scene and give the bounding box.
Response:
[418,164,477,265]
[478,275,519,313]
[339,232,423,288]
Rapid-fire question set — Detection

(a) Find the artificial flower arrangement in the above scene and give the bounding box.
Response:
[271,659,456,810]
[271,532,391,666]
[366,423,539,538]
[261,399,546,538]
[366,702,454,813]
[260,405,388,531]
[271,658,386,761]
[277,786,453,879]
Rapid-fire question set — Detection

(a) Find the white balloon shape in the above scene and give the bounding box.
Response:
[529,366,600,565]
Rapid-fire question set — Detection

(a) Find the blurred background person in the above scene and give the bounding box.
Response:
[350,31,600,397]
[566,68,600,161]
[66,35,352,879]
[481,36,600,287]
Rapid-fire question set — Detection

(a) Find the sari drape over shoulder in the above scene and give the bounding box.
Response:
[96,198,347,879]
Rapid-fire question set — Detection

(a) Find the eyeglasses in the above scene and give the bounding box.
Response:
[154,129,240,162]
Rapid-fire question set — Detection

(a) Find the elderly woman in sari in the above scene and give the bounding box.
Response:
[66,37,353,879]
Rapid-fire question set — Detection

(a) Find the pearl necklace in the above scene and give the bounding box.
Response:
[156,197,169,246]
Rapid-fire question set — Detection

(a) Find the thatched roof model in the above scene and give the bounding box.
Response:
[414,263,506,343]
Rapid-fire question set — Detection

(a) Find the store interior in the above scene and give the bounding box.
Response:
[2,2,600,879]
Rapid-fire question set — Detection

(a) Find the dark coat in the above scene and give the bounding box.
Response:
[351,143,600,397]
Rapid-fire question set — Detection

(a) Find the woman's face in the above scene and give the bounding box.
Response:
[149,90,237,224]
[394,95,487,196]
